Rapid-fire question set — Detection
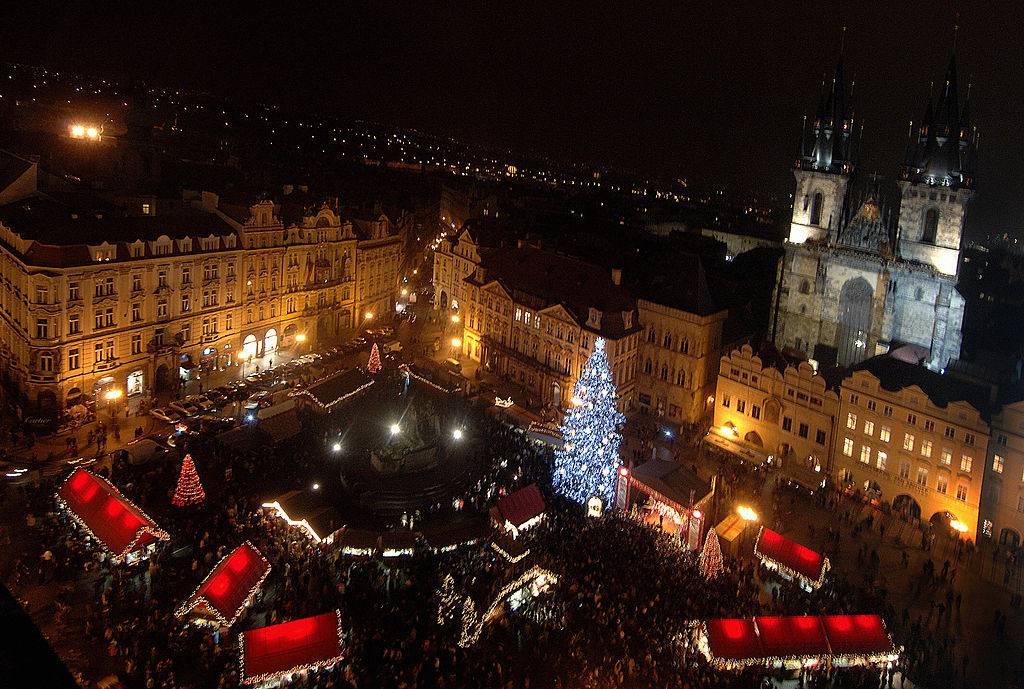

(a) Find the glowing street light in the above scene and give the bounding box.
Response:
[452,428,463,441]
[950,519,969,534]
[737,505,759,522]
[451,337,462,348]
[401,288,408,296]
[312,483,320,491]
[331,442,342,453]
[103,388,124,402]
[451,314,460,323]
[295,333,307,343]
[389,423,400,435]
[365,312,374,320]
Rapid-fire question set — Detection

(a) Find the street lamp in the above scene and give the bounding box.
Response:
[389,423,400,435]
[365,312,374,321]
[452,428,464,440]
[104,387,124,420]
[295,333,307,343]
[451,337,462,348]
[737,505,759,522]
[451,314,460,323]
[950,519,968,534]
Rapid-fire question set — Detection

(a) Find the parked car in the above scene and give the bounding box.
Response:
[205,390,227,405]
[443,357,462,374]
[124,438,168,466]
[244,391,273,410]
[198,414,235,433]
[189,395,217,411]
[150,407,183,423]
[169,401,201,417]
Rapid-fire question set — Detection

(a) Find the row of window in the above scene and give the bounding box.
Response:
[847,394,973,442]
[646,327,697,355]
[843,443,969,501]
[845,413,974,469]
[721,394,827,446]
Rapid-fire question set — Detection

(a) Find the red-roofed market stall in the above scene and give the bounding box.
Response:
[175,541,271,627]
[239,610,344,685]
[754,526,830,590]
[56,468,169,564]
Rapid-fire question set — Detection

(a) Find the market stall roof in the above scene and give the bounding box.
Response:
[702,615,896,667]
[494,484,545,529]
[821,614,895,659]
[175,542,271,627]
[492,533,530,563]
[257,400,302,444]
[419,517,490,552]
[754,527,829,588]
[705,618,762,662]
[379,531,417,557]
[239,610,344,685]
[56,468,169,563]
[333,527,379,555]
[630,458,712,512]
[300,369,374,410]
[261,490,343,544]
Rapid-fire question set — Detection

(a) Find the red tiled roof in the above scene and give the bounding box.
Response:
[754,527,828,587]
[495,484,545,529]
[240,611,343,685]
[176,542,271,627]
[56,469,169,562]
[703,615,896,666]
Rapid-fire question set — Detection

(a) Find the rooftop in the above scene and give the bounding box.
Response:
[850,353,992,418]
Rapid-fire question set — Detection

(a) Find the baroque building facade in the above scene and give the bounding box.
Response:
[0,157,402,414]
[772,51,976,371]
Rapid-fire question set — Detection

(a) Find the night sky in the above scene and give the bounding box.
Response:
[3,2,1022,235]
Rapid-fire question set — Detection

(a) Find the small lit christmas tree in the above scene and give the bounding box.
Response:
[367,343,382,374]
[699,529,724,579]
[172,454,206,507]
[553,338,625,506]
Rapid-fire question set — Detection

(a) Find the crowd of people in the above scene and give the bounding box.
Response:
[1,370,967,689]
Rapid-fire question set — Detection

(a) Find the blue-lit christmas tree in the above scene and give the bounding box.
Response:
[553,337,625,506]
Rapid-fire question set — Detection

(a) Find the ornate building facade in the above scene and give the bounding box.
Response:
[0,158,402,413]
[772,51,976,370]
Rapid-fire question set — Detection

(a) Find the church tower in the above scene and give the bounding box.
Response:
[789,56,858,244]
[897,49,977,277]
[772,36,971,371]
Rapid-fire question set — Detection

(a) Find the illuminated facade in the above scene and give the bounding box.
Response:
[711,344,839,479]
[636,299,728,426]
[772,51,974,370]
[980,400,1024,548]
[833,360,987,541]
[0,164,401,412]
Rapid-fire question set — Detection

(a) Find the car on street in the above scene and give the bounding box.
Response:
[150,407,183,424]
[189,395,217,411]
[169,400,201,417]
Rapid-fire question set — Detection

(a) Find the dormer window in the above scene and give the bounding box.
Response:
[587,308,602,329]
[141,203,152,215]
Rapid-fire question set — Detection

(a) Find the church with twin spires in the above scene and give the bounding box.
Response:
[771,43,977,371]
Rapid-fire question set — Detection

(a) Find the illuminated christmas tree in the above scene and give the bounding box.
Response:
[699,529,724,579]
[553,338,625,506]
[172,454,206,507]
[367,343,382,374]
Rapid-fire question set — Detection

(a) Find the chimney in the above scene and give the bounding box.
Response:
[611,268,622,286]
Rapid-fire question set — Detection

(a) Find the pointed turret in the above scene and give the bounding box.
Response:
[901,39,976,190]
[797,51,857,175]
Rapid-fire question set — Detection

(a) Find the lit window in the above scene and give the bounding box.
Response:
[877,451,888,471]
[859,445,871,464]
[847,412,857,430]
[936,475,948,494]
[955,484,968,502]
[993,454,1005,474]
[843,438,854,456]
[960,455,973,473]
[903,433,915,451]
[864,420,874,436]
[920,440,932,457]
[879,426,890,443]
[940,449,952,465]
[916,467,928,486]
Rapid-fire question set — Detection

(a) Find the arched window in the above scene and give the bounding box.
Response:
[799,279,811,295]
[643,359,653,375]
[663,332,672,349]
[660,364,668,381]
[809,192,823,226]
[922,208,939,244]
[680,339,690,354]
[647,328,657,343]
[676,369,686,386]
